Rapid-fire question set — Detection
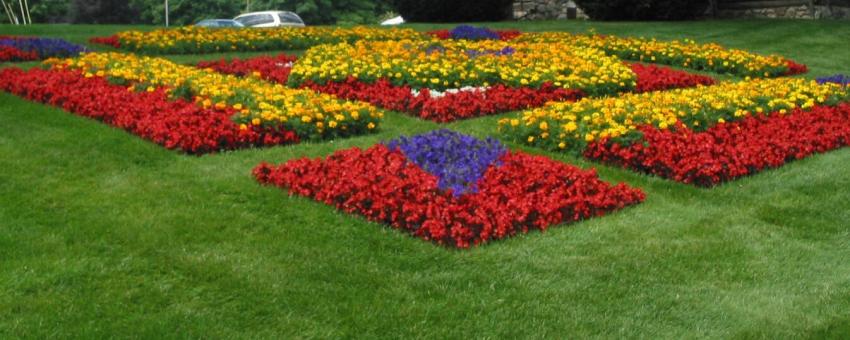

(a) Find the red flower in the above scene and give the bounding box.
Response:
[0,45,39,62]
[88,35,121,48]
[629,62,715,93]
[196,54,297,84]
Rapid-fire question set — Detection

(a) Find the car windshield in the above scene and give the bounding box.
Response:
[216,20,239,27]
[235,14,274,26]
[278,12,303,24]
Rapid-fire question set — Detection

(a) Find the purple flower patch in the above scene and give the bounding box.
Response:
[386,129,506,196]
[450,25,500,40]
[465,46,516,58]
[0,36,87,58]
[817,74,850,87]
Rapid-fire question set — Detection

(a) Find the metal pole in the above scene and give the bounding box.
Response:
[17,0,25,24]
[22,0,30,24]
[165,0,169,27]
[1,0,14,24]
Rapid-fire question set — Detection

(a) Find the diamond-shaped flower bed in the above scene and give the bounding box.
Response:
[253,130,645,248]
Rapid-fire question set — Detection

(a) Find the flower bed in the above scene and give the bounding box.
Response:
[197,54,714,122]
[52,52,383,141]
[0,67,298,153]
[500,78,850,186]
[287,40,635,95]
[0,36,86,62]
[89,26,425,54]
[253,130,644,248]
[584,104,850,186]
[198,53,713,122]
[500,78,846,152]
[516,32,806,78]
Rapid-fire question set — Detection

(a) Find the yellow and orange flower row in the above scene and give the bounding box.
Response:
[499,78,849,152]
[288,39,636,95]
[48,52,383,139]
[114,26,424,54]
[516,32,802,78]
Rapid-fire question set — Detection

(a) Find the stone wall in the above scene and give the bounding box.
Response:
[511,0,850,20]
[717,4,850,18]
[512,0,588,20]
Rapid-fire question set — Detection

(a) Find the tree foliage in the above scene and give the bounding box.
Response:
[22,0,395,25]
[393,0,513,22]
[130,0,241,26]
[574,0,709,20]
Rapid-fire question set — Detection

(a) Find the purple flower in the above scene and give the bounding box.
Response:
[465,46,516,58]
[386,129,506,196]
[449,25,500,40]
[816,74,850,86]
[425,44,447,55]
[0,36,87,58]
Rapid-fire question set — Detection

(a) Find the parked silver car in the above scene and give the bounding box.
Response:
[234,11,306,27]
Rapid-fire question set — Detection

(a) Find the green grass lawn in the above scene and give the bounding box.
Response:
[2,20,850,338]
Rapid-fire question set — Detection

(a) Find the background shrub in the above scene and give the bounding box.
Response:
[394,0,514,22]
[575,0,710,20]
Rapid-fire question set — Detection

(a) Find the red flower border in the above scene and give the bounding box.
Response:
[0,45,39,62]
[88,35,121,48]
[254,144,644,248]
[0,67,299,154]
[583,104,850,186]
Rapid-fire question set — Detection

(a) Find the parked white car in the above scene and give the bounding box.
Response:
[234,11,305,27]
[380,16,404,26]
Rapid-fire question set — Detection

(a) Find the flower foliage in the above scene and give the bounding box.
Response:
[584,104,850,186]
[0,67,298,153]
[253,131,644,248]
[385,129,506,196]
